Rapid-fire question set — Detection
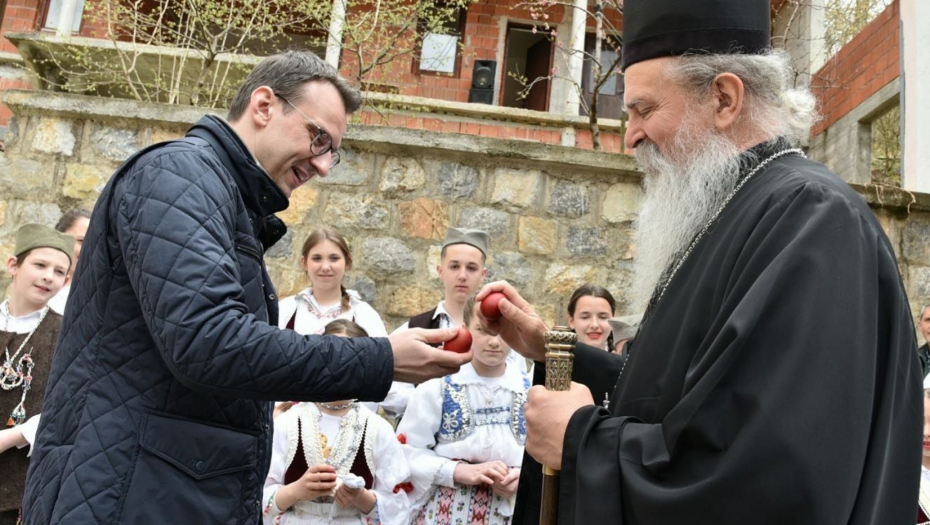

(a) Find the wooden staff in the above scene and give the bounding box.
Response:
[539,326,577,525]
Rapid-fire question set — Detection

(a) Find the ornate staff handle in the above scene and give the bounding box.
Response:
[539,326,576,525]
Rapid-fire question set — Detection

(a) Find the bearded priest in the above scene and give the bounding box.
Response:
[491,1,922,524]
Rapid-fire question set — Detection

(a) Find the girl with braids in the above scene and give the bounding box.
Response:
[262,320,412,525]
[278,227,388,338]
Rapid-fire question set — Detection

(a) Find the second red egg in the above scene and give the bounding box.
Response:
[443,326,473,353]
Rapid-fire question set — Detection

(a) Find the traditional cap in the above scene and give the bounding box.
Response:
[621,0,772,71]
[442,227,490,256]
[15,223,74,264]
[608,314,643,342]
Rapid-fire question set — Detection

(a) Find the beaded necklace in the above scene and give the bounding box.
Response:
[1,301,50,426]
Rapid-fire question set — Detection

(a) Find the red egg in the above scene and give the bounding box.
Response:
[443,326,473,353]
[480,292,506,320]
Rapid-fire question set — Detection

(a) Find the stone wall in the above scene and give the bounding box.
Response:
[0,90,643,331]
[1,89,928,337]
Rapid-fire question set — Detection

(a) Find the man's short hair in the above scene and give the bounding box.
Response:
[921,304,930,319]
[227,50,362,122]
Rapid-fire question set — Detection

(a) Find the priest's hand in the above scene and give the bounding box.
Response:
[525,382,594,470]
[475,281,549,362]
[389,328,472,383]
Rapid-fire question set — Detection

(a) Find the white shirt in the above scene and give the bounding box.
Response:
[48,282,71,314]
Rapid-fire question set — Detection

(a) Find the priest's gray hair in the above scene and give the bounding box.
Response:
[665,49,818,145]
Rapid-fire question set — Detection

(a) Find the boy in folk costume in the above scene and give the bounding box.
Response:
[397,296,529,525]
[262,320,411,525]
[0,224,73,524]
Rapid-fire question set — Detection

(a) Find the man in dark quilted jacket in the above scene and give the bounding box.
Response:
[22,51,471,525]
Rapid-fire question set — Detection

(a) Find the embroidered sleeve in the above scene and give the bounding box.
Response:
[368,417,412,525]
[262,413,293,524]
[395,379,459,513]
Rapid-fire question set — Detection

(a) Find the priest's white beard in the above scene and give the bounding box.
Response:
[631,118,755,310]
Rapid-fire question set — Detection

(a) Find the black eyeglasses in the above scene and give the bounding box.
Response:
[275,94,341,168]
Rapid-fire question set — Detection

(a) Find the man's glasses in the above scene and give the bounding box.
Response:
[275,94,341,168]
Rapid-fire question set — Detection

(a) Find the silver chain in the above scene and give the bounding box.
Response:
[1,301,49,391]
[614,147,805,386]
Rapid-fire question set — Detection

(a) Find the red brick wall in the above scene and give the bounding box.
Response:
[339,0,623,105]
[811,0,899,136]
[1,0,42,53]
[0,0,42,125]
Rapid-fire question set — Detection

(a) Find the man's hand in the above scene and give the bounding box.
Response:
[475,281,549,362]
[389,328,472,384]
[453,460,509,486]
[491,467,520,498]
[275,464,337,510]
[525,382,594,470]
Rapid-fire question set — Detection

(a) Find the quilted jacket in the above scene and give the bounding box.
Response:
[22,115,394,524]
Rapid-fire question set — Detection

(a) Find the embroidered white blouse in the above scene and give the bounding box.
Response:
[396,362,529,518]
[277,288,388,338]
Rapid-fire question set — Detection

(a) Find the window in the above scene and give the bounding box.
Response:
[501,24,553,112]
[43,0,85,32]
[416,4,466,76]
[579,32,624,120]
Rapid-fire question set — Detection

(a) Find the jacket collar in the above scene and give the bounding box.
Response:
[187,115,289,248]
[187,115,290,217]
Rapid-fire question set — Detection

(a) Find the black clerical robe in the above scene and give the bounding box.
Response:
[556,141,922,524]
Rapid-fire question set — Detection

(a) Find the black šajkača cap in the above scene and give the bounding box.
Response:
[620,0,772,71]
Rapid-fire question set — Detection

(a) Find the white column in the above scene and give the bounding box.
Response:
[325,0,348,69]
[901,0,930,192]
[56,0,79,37]
[561,0,586,116]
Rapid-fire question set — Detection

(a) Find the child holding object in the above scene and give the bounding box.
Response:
[262,320,411,525]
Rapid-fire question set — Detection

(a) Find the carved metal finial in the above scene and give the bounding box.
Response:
[544,326,576,392]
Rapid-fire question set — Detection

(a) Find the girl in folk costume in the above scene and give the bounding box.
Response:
[0,224,73,525]
[262,320,412,525]
[397,296,529,525]
[278,228,388,338]
[919,375,930,524]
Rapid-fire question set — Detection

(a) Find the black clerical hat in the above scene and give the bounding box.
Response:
[621,0,771,71]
